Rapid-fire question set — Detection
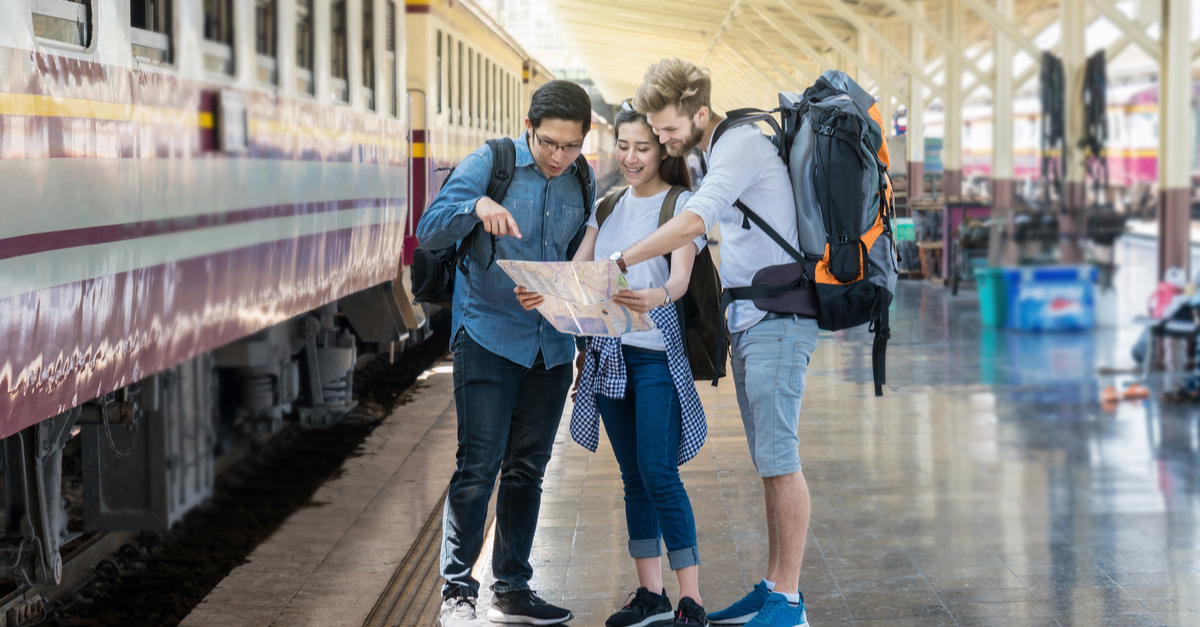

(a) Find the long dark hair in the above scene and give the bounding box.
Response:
[614,108,692,190]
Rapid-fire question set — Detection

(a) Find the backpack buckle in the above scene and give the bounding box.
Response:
[833,234,852,245]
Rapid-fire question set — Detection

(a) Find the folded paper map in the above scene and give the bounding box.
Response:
[499,260,656,337]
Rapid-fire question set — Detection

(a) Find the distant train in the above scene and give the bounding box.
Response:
[900,78,1200,192]
[0,0,609,594]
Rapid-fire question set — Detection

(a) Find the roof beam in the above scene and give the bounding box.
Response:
[712,56,775,106]
[732,30,813,88]
[873,0,1011,83]
[702,0,744,63]
[1077,0,1159,61]
[721,37,791,92]
[804,0,950,97]
[957,0,1043,59]
[764,1,909,107]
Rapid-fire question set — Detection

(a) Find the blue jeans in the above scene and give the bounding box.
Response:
[440,329,572,597]
[597,346,700,570]
[730,315,820,477]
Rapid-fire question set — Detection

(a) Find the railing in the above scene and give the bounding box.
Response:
[32,0,89,46]
[131,27,170,64]
[203,40,234,75]
[257,54,277,86]
[296,67,314,96]
[331,77,349,103]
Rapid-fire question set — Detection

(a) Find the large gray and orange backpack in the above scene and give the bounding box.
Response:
[716,70,898,396]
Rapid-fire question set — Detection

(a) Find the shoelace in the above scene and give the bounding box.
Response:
[451,596,476,617]
[676,603,703,624]
[621,590,654,612]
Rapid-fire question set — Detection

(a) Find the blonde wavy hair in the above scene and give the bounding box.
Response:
[631,58,712,118]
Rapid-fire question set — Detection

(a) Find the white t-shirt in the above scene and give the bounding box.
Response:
[587,188,706,351]
[682,124,799,333]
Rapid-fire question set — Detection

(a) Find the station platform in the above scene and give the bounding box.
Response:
[181,259,1200,626]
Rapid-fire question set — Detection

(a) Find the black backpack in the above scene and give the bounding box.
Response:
[410,138,592,307]
[596,187,727,385]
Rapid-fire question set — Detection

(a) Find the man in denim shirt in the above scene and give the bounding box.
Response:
[417,80,595,627]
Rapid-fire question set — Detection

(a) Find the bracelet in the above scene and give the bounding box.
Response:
[663,285,672,305]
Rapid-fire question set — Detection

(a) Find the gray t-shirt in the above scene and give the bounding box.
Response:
[682,124,799,333]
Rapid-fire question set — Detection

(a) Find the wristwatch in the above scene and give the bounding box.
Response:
[608,251,628,274]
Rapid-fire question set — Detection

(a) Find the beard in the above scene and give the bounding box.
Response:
[666,119,706,157]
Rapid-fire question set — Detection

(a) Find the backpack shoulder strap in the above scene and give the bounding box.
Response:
[713,109,784,159]
[658,185,688,227]
[572,153,593,221]
[596,188,627,230]
[659,185,689,268]
[484,137,517,203]
[468,137,518,273]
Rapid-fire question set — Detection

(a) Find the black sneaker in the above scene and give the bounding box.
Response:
[487,589,573,625]
[438,592,478,627]
[606,587,674,627]
[673,597,707,626]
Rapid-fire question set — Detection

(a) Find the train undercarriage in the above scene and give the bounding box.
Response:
[0,280,430,625]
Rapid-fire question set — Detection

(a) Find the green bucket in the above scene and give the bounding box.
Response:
[974,266,1007,328]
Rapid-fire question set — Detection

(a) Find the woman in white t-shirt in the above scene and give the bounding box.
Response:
[518,104,710,627]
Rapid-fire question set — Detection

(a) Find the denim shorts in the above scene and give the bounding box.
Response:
[730,315,820,477]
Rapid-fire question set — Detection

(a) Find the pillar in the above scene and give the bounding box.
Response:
[1060,0,1087,262]
[1158,0,1193,278]
[991,0,1015,265]
[943,0,964,199]
[908,0,926,199]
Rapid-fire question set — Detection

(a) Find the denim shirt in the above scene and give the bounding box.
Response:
[415,132,596,369]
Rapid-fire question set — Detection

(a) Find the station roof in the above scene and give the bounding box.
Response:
[548,0,1193,112]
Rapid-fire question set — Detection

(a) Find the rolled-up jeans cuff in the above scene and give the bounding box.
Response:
[667,546,701,570]
[628,538,662,559]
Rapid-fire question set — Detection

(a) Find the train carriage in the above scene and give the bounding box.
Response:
[0,0,588,594]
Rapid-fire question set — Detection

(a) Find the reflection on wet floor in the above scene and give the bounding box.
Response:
[472,235,1200,626]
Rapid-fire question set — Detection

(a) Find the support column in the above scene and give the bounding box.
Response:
[943,0,964,200]
[991,0,1016,264]
[908,0,926,199]
[1060,0,1087,262]
[880,25,894,139]
[1159,0,1193,278]
[857,32,870,87]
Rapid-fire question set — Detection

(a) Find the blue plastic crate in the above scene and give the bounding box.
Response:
[1002,266,1098,332]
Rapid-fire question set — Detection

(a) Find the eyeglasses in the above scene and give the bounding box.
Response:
[621,98,634,112]
[533,131,584,156]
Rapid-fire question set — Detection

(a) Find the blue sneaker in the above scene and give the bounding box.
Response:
[743,592,807,627]
[706,580,772,625]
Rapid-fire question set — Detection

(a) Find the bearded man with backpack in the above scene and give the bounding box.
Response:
[414,79,596,627]
[618,58,898,627]
[619,58,816,627]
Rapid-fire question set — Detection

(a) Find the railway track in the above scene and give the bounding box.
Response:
[2,317,450,627]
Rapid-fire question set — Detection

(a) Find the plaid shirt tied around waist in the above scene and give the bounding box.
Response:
[569,305,707,465]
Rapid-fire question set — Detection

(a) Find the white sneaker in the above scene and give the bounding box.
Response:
[439,594,480,627]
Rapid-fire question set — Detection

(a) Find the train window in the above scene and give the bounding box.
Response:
[436,31,443,115]
[484,59,491,130]
[32,0,91,47]
[457,41,464,125]
[203,0,235,75]
[362,0,375,110]
[331,0,349,103]
[387,0,397,117]
[447,34,455,122]
[468,47,474,126]
[131,0,171,64]
[492,65,498,130]
[255,0,277,85]
[476,52,482,129]
[296,0,314,95]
